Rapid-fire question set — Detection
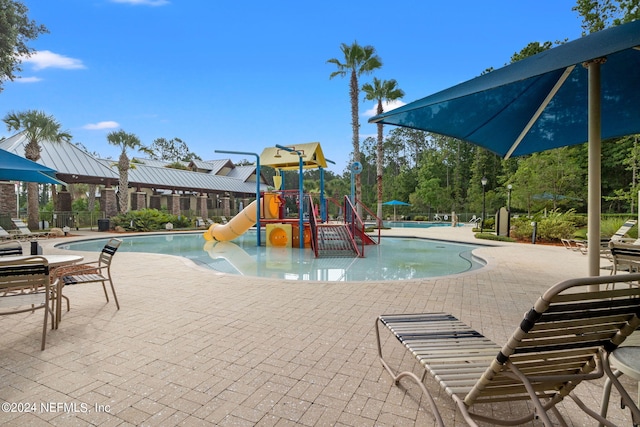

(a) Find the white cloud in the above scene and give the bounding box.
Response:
[23,50,85,71]
[83,121,120,130]
[363,100,406,117]
[15,76,42,83]
[110,0,169,5]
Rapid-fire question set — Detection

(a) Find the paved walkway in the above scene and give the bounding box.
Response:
[0,226,636,426]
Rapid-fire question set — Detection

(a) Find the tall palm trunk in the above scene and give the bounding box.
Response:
[118,152,129,214]
[24,140,41,229]
[350,69,362,215]
[376,100,384,220]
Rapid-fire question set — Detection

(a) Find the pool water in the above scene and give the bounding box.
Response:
[382,221,465,228]
[57,231,485,282]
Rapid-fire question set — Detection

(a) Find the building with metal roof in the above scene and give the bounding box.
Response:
[0,132,267,194]
[0,132,120,185]
[0,132,269,219]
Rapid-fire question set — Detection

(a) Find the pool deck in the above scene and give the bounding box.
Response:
[0,225,636,426]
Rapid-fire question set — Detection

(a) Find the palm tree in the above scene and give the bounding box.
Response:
[107,130,142,214]
[3,110,71,229]
[327,42,382,207]
[362,77,404,220]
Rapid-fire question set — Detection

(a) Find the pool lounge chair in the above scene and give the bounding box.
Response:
[571,220,638,256]
[0,226,14,241]
[608,241,640,274]
[11,218,49,239]
[0,240,23,256]
[375,273,640,426]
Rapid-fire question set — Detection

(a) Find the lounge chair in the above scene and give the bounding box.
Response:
[612,219,638,242]
[0,240,23,256]
[0,226,14,241]
[375,273,640,426]
[0,256,56,350]
[55,238,122,326]
[11,218,49,239]
[573,220,638,256]
[608,241,640,274]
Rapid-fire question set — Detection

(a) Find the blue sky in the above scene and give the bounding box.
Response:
[2,0,584,173]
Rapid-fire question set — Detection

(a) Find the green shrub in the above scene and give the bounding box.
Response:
[537,210,580,241]
[111,209,191,231]
[474,233,516,242]
[511,209,580,242]
[510,217,534,241]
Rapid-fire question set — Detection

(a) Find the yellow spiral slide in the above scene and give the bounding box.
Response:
[204,193,281,242]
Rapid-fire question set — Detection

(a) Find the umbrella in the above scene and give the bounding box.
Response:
[383,200,411,221]
[370,20,640,276]
[0,148,65,184]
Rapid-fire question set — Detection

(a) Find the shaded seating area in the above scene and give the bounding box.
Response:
[0,256,56,350]
[55,238,122,327]
[375,273,640,426]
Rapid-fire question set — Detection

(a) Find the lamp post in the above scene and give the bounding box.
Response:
[215,150,261,247]
[276,144,305,248]
[507,184,512,237]
[481,176,488,233]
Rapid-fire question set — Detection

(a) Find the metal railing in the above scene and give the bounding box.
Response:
[307,195,318,257]
[343,196,364,257]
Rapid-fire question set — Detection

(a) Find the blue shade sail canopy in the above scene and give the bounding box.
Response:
[382,200,411,206]
[383,200,411,221]
[369,20,640,277]
[369,20,640,159]
[0,148,65,185]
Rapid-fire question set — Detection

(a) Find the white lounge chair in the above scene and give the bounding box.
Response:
[376,273,640,426]
[11,218,49,239]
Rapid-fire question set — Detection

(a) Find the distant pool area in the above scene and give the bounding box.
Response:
[57,231,485,282]
[383,221,465,228]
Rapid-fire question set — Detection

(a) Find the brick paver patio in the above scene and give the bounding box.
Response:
[0,226,636,426]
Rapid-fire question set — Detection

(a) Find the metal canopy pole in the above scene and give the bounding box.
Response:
[586,59,603,284]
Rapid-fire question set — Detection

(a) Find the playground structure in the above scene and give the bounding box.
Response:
[203,143,380,258]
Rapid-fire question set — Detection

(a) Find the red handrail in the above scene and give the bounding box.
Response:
[307,195,319,257]
[355,197,382,244]
[343,196,364,257]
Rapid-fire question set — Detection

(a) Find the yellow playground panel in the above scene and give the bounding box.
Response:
[266,223,292,248]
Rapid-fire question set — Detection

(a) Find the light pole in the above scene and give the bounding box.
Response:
[481,176,488,233]
[507,184,512,237]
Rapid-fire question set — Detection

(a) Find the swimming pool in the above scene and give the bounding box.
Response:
[383,221,465,228]
[57,231,485,282]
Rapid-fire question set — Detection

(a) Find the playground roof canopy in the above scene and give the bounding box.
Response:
[260,142,328,170]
